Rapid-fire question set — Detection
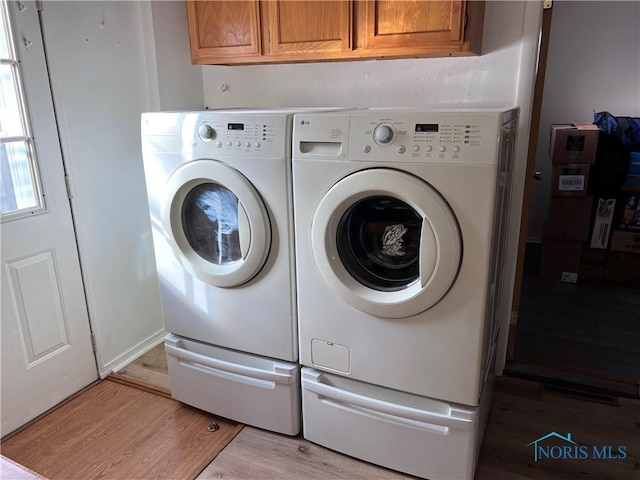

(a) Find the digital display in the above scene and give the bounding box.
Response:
[228,123,244,130]
[415,124,439,133]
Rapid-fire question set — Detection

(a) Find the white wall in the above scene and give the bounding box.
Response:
[202,1,543,374]
[203,2,526,109]
[528,1,640,241]
[40,1,202,376]
[143,1,203,111]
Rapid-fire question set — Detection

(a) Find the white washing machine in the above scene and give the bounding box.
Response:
[293,108,518,479]
[141,109,314,435]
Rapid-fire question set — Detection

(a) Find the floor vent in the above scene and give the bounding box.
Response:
[544,384,619,406]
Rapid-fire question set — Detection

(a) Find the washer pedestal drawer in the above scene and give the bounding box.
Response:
[301,367,486,480]
[165,334,301,435]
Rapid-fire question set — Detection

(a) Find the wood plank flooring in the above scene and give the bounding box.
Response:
[115,343,172,391]
[1,379,243,480]
[118,344,640,480]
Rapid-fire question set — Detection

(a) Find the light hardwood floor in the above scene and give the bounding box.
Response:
[119,344,640,480]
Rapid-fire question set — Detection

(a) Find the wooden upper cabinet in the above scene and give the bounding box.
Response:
[359,0,465,48]
[263,1,352,57]
[354,0,484,57]
[186,0,484,65]
[186,0,261,63]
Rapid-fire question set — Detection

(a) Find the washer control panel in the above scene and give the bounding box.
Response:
[348,111,503,164]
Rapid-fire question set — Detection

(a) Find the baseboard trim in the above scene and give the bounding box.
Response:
[99,329,166,378]
[107,373,172,399]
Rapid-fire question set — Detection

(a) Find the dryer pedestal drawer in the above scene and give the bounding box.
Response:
[301,367,481,480]
[165,334,301,435]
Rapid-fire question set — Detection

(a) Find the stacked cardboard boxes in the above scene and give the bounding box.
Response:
[540,124,599,282]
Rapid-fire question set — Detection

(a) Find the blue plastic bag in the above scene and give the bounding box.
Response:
[593,111,640,150]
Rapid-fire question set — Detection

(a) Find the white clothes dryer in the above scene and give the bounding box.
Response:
[142,109,312,435]
[293,108,518,479]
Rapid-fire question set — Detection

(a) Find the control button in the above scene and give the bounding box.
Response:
[363,145,371,153]
[235,141,241,147]
[397,145,406,154]
[198,123,215,140]
[439,146,446,153]
[226,141,232,147]
[215,141,222,148]
[245,142,251,148]
[425,145,433,152]
[453,146,460,153]
[373,124,394,145]
[254,142,261,148]
[413,145,420,152]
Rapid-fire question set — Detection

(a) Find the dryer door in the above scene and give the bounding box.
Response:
[162,159,270,288]
[312,168,461,318]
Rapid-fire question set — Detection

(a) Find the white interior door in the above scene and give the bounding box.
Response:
[1,0,97,436]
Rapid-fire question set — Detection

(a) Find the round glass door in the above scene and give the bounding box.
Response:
[312,168,462,318]
[337,196,422,291]
[162,160,270,288]
[182,183,243,266]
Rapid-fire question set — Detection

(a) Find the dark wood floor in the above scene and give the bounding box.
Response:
[512,243,640,390]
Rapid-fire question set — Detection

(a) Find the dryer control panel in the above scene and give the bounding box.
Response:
[142,111,292,158]
[195,118,281,153]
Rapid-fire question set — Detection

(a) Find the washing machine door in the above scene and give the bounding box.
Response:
[162,159,270,288]
[312,168,461,318]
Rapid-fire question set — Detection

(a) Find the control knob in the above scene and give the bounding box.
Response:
[198,123,216,140]
[373,124,395,145]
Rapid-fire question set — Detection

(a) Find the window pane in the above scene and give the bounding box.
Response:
[1,141,38,213]
[0,1,10,59]
[1,63,25,138]
[0,1,43,219]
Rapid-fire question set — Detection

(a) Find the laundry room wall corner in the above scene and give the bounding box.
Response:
[38,1,196,376]
[142,1,204,111]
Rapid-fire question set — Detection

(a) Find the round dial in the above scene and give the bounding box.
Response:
[373,124,395,145]
[198,123,216,140]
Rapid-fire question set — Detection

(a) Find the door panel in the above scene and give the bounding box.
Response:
[1,1,97,436]
[187,0,262,60]
[359,0,465,49]
[264,1,352,55]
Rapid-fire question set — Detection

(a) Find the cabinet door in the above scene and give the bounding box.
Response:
[187,0,261,63]
[264,1,352,57]
[358,0,466,50]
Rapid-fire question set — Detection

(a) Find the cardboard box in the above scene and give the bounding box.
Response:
[549,123,599,164]
[610,230,640,253]
[603,251,640,283]
[545,196,593,241]
[590,198,616,249]
[579,246,607,282]
[551,164,590,197]
[539,238,582,283]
